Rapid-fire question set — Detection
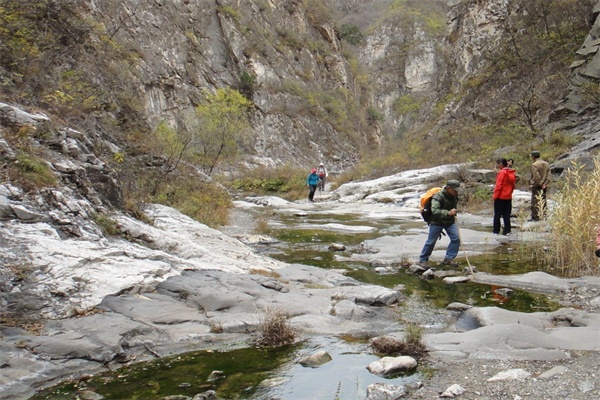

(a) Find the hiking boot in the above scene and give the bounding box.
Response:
[418,261,430,269]
[442,259,459,267]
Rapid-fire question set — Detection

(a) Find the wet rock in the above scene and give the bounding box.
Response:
[493,287,514,297]
[421,268,435,279]
[443,276,471,284]
[338,286,401,306]
[206,371,224,382]
[408,263,429,274]
[77,390,105,400]
[192,390,217,400]
[328,243,346,251]
[299,350,332,368]
[367,356,417,377]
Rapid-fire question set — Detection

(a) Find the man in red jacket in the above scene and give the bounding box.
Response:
[493,158,517,236]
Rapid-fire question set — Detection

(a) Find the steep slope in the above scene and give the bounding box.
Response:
[83,0,374,170]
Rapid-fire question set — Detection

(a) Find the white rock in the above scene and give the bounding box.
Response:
[487,368,531,382]
[440,383,466,398]
[365,382,407,400]
[367,356,417,377]
[443,276,471,284]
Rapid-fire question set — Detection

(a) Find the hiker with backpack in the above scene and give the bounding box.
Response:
[418,180,461,268]
[317,162,328,191]
[492,158,516,236]
[306,168,321,202]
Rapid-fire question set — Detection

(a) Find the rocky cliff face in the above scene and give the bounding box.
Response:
[81,0,600,172]
[84,0,371,171]
[3,1,599,175]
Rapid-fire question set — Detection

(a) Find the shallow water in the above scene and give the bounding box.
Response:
[32,208,559,400]
[34,336,427,400]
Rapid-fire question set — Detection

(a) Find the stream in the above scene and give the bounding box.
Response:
[31,204,560,400]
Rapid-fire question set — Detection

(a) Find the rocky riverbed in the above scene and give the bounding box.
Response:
[2,165,600,400]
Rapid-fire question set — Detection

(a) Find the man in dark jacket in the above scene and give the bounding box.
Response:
[418,180,461,267]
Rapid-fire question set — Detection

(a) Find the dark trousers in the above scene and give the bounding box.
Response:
[531,186,547,220]
[493,199,512,235]
[308,184,317,201]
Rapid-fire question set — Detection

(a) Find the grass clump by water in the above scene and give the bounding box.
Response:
[255,306,297,347]
[369,323,427,358]
[542,159,600,277]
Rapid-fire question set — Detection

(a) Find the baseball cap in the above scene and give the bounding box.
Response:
[446,180,461,191]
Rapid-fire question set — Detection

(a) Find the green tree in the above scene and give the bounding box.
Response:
[150,120,194,195]
[193,88,253,175]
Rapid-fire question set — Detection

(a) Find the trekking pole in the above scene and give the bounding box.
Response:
[456,217,474,275]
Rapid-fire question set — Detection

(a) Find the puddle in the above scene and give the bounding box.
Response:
[454,312,482,331]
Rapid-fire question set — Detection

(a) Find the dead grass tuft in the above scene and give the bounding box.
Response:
[255,306,297,346]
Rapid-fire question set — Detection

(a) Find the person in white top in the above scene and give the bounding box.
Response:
[316,162,328,191]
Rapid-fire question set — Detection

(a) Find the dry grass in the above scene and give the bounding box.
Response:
[248,268,281,278]
[255,306,297,346]
[543,159,600,277]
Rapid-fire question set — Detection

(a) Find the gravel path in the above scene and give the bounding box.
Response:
[413,352,599,399]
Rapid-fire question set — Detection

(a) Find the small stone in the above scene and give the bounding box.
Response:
[538,365,568,380]
[440,383,465,398]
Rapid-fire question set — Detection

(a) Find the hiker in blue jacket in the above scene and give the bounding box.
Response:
[306,168,320,202]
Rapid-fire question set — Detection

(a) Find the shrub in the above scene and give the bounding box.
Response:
[92,213,119,236]
[153,179,232,227]
[13,152,56,189]
[238,71,257,100]
[340,24,364,45]
[255,306,297,346]
[228,164,307,200]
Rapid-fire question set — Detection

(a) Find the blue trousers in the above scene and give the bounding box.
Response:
[419,223,460,262]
